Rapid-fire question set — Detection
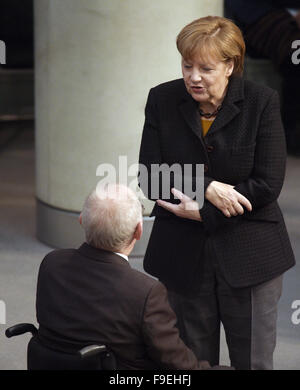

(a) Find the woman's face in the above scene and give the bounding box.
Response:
[181,53,234,104]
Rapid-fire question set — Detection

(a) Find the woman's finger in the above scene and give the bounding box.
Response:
[236,192,252,211]
[171,187,191,203]
[233,201,244,215]
[223,209,231,217]
[228,205,238,216]
[171,188,184,201]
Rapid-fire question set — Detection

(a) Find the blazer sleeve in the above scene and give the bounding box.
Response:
[142,282,209,370]
[200,90,287,234]
[138,88,163,201]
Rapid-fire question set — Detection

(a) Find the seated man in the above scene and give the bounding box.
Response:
[36,184,232,370]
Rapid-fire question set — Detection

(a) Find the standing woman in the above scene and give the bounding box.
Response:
[138,16,295,370]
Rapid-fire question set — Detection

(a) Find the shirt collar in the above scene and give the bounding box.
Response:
[114,252,129,262]
[77,243,130,267]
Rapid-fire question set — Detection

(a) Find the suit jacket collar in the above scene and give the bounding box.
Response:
[78,242,130,267]
[179,74,244,139]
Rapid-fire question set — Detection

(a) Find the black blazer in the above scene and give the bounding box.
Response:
[139,75,295,291]
[36,243,202,370]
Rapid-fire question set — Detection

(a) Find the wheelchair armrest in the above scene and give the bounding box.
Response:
[78,344,108,359]
[78,344,117,369]
[5,323,38,338]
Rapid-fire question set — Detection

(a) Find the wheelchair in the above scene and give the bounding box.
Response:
[5,323,117,370]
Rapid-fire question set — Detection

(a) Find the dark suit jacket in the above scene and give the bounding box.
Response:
[138,75,295,292]
[36,243,203,370]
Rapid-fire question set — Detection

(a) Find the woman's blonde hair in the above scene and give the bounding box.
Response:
[176,16,245,76]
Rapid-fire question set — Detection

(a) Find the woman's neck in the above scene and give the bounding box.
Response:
[199,80,229,113]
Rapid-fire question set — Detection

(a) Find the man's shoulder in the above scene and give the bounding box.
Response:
[120,268,165,313]
[124,266,159,293]
[39,248,77,269]
[40,247,159,291]
[42,248,76,261]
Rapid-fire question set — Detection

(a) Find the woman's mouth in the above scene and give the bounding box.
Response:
[191,86,204,93]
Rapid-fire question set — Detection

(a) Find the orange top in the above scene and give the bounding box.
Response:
[201,118,214,137]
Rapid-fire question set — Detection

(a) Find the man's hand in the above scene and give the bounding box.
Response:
[156,188,202,221]
[206,180,252,217]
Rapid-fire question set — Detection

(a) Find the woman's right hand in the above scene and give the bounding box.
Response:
[205,180,252,217]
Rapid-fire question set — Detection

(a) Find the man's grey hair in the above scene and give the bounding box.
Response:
[81,184,142,251]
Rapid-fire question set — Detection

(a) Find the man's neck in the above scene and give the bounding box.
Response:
[117,239,135,257]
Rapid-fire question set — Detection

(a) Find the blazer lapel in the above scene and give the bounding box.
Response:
[206,102,241,137]
[179,74,245,139]
[179,97,203,141]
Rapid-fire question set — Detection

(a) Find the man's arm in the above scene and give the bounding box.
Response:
[142,282,210,370]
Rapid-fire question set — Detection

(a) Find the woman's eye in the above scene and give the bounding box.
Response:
[184,65,192,69]
[204,68,212,71]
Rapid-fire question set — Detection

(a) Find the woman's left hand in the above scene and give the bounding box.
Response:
[156,188,202,221]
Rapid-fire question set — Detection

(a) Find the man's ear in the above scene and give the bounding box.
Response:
[134,221,143,241]
[79,213,82,225]
[226,59,234,77]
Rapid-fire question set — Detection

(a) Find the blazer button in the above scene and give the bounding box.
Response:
[204,164,208,173]
[206,145,214,152]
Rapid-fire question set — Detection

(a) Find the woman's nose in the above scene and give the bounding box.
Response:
[190,70,202,82]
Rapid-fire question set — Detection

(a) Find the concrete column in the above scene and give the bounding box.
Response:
[35,0,223,253]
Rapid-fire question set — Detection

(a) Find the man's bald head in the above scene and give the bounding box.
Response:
[81,184,143,252]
